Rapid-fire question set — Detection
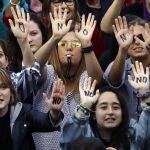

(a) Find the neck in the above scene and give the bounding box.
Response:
[0,106,8,118]
[86,0,101,8]
[98,126,112,140]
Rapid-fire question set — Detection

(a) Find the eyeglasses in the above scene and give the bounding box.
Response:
[133,34,145,43]
[58,40,81,48]
[51,0,74,6]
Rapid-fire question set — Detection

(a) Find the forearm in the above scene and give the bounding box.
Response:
[17,39,35,67]
[34,35,59,68]
[84,51,103,84]
[108,47,127,85]
[100,0,125,33]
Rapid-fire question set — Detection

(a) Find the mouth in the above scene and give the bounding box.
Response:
[133,47,144,52]
[65,53,73,58]
[104,118,116,123]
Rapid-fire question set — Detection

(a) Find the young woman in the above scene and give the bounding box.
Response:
[61,75,150,150]
[0,68,65,150]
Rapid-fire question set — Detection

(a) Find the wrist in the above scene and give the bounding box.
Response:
[81,45,93,53]
[50,110,61,120]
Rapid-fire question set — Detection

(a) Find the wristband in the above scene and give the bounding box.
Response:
[81,46,93,53]
[136,91,150,99]
[141,101,150,111]
[10,0,20,5]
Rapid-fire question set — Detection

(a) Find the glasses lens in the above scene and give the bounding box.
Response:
[58,41,68,48]
[71,41,81,48]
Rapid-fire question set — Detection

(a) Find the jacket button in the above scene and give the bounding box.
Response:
[24,124,27,127]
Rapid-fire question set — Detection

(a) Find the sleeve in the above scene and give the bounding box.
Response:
[103,61,126,88]
[11,61,41,101]
[130,109,150,149]
[25,105,64,132]
[60,115,94,149]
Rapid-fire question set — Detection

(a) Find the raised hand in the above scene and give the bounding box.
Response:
[112,16,133,50]
[128,61,149,94]
[8,5,30,42]
[43,79,65,119]
[50,5,72,40]
[75,13,96,47]
[79,77,99,109]
[134,23,150,52]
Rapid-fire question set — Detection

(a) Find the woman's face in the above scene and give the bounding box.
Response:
[0,46,8,68]
[57,31,82,66]
[50,0,75,20]
[27,21,43,54]
[0,80,11,116]
[95,91,122,129]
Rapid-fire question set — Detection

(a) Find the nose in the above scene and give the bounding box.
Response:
[66,42,72,51]
[107,106,113,115]
[27,35,32,43]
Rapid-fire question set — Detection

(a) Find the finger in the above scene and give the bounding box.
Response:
[131,63,137,76]
[21,7,25,20]
[87,77,92,90]
[8,19,15,29]
[11,6,18,20]
[112,25,117,37]
[16,5,22,18]
[83,78,88,90]
[86,13,92,25]
[54,7,58,19]
[139,62,144,74]
[62,85,65,97]
[49,12,54,23]
[134,36,144,45]
[43,92,48,102]
[145,23,150,35]
[90,79,97,92]
[58,5,62,19]
[52,81,57,93]
[89,15,95,27]
[146,67,149,77]
[135,61,141,74]
[81,15,85,27]
[118,16,123,29]
[114,17,120,32]
[91,20,96,32]
[26,13,30,22]
[62,8,67,20]
[123,16,128,29]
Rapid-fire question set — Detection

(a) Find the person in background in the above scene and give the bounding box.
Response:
[0,68,65,150]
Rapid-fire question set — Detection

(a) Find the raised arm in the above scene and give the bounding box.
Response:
[108,16,133,85]
[9,5,34,67]
[100,0,125,33]
[75,13,103,84]
[60,77,99,148]
[34,6,72,68]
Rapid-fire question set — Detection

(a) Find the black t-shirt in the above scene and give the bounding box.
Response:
[0,110,13,150]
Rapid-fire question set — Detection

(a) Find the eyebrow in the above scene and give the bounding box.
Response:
[98,102,120,105]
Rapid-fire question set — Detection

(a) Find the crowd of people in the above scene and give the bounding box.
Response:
[0,0,150,150]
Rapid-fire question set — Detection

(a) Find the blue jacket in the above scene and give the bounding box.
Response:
[10,102,63,150]
[60,110,150,150]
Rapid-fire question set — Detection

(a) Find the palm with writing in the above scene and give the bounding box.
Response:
[128,61,149,94]
[43,79,65,119]
[79,77,99,109]
[75,13,96,47]
[50,5,72,40]
[112,16,133,50]
[8,5,30,42]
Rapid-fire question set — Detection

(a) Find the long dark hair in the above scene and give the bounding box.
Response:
[89,86,130,149]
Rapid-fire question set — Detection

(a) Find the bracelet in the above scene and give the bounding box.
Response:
[77,104,95,114]
[141,101,150,111]
[81,46,93,53]
[136,91,150,99]
[10,0,20,5]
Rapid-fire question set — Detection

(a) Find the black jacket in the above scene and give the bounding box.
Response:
[9,102,63,150]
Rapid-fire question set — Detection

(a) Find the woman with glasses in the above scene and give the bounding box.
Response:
[8,5,103,150]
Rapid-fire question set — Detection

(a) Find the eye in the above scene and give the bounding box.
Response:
[72,41,81,48]
[58,41,68,47]
[0,53,4,58]
[30,31,38,36]
[112,105,121,110]
[0,84,8,89]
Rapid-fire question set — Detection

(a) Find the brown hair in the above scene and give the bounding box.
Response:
[0,68,18,105]
[49,41,85,96]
